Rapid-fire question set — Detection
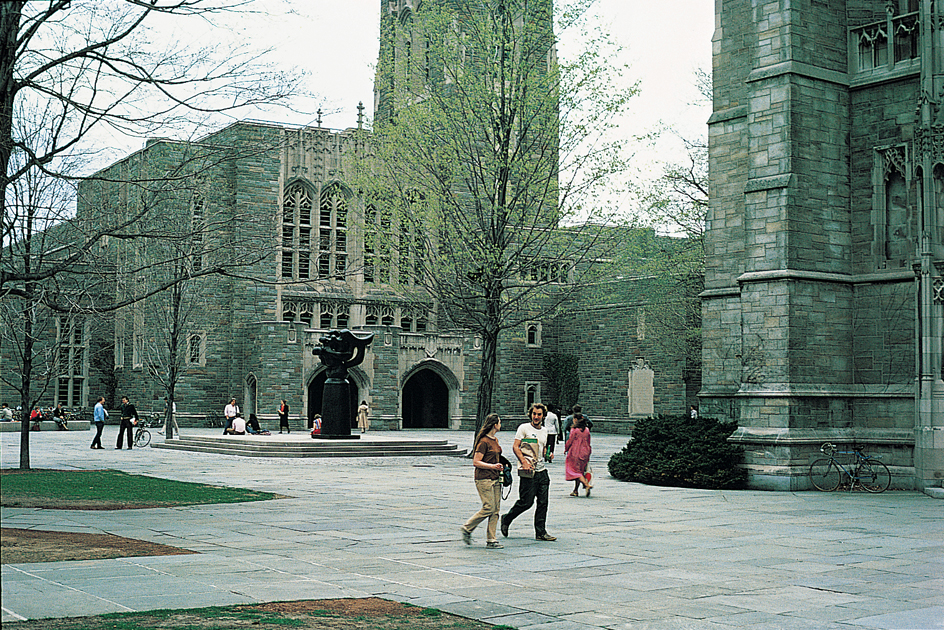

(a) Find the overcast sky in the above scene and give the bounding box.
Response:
[105,1,713,179]
[210,1,712,157]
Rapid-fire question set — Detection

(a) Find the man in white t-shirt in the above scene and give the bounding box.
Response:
[230,416,246,435]
[223,398,239,435]
[500,403,556,541]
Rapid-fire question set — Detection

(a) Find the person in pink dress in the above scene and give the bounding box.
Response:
[565,414,593,497]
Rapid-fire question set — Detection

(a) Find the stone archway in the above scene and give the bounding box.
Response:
[401,368,449,428]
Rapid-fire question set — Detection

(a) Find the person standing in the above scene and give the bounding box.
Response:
[90,396,107,449]
[116,396,138,449]
[500,403,556,541]
[1,403,13,422]
[565,414,593,497]
[224,398,239,435]
[460,413,505,549]
[356,400,369,433]
[278,399,290,434]
[159,397,178,437]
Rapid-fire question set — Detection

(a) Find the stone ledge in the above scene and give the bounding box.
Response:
[745,60,849,87]
[0,421,90,432]
[728,427,915,446]
[924,487,944,499]
[744,173,794,193]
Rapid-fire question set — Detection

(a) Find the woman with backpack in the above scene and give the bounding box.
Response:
[460,413,507,549]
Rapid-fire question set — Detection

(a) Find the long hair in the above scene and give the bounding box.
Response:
[473,413,501,451]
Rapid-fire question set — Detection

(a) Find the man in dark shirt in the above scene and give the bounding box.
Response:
[116,396,139,449]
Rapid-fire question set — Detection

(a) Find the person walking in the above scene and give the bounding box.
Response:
[565,414,593,497]
[500,403,556,542]
[116,396,138,449]
[224,398,239,435]
[544,404,561,460]
[356,400,369,433]
[90,396,107,449]
[460,413,505,549]
[562,404,593,439]
[278,399,290,433]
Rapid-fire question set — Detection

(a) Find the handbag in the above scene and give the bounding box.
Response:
[499,455,514,487]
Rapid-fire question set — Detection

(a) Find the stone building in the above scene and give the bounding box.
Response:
[63,116,696,432]
[9,0,699,434]
[704,0,943,490]
[3,0,699,440]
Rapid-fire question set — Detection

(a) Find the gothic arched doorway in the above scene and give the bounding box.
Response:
[402,368,448,428]
[307,372,360,428]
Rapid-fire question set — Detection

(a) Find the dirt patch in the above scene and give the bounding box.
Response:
[1,528,196,564]
[2,598,506,629]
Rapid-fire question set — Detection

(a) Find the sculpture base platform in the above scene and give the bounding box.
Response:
[311,434,361,440]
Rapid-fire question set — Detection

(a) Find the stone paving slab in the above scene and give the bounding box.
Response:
[2,428,942,629]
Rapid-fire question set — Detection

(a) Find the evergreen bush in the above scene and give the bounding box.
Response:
[608,414,747,490]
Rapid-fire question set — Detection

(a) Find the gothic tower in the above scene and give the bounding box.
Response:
[706,0,943,491]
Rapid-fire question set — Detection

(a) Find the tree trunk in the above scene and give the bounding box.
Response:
[18,287,34,470]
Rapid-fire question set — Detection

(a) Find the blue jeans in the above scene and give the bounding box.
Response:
[503,469,550,536]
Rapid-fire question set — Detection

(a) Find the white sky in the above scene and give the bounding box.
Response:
[258,1,714,153]
[103,1,714,182]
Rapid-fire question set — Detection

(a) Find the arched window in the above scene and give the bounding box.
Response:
[280,182,314,280]
[526,322,541,347]
[318,183,349,279]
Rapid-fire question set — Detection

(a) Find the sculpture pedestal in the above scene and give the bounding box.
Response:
[312,378,360,440]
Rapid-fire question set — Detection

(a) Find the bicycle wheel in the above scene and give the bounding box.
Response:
[809,458,841,491]
[857,458,891,493]
[134,429,151,448]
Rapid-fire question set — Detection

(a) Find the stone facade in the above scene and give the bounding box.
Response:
[2,0,699,445]
[706,0,944,490]
[25,118,698,434]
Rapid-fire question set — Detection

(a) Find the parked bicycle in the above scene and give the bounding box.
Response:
[809,442,891,493]
[133,416,160,448]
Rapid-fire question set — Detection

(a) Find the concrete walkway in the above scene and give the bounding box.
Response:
[2,428,942,630]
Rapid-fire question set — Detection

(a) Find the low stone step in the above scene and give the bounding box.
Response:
[150,435,467,458]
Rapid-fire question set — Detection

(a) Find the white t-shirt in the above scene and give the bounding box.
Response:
[232,417,246,433]
[545,411,560,435]
[514,421,550,474]
[224,403,238,419]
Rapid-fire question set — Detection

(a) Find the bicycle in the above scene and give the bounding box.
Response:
[133,417,159,448]
[809,442,891,493]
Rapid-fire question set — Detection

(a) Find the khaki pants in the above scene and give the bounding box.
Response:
[462,478,502,542]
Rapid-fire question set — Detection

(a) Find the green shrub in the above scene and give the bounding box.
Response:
[608,414,747,490]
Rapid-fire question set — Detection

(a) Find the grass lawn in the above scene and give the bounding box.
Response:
[0,469,284,509]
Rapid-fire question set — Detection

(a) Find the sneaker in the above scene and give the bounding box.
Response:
[486,541,503,549]
[461,529,472,545]
[500,515,509,538]
[535,533,557,541]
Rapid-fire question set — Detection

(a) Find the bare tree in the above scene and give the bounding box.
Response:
[0,1,297,468]
[364,0,636,431]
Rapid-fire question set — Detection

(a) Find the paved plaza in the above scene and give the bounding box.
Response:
[1,427,942,630]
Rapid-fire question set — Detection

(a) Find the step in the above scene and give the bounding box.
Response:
[150,435,467,458]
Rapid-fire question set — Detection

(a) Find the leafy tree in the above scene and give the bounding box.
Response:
[364,0,636,430]
[0,1,296,468]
